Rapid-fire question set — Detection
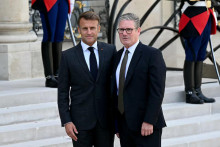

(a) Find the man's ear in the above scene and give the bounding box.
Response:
[78,27,81,34]
[137,27,141,34]
[98,25,101,32]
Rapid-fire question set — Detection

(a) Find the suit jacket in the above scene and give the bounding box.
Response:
[111,42,166,132]
[58,41,116,130]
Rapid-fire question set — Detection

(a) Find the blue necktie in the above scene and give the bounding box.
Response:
[88,47,98,80]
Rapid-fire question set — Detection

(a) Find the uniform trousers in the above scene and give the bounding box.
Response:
[40,0,68,42]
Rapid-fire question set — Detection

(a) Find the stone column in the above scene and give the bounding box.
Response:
[0,0,43,80]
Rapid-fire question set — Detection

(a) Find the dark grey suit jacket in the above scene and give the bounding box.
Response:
[111,42,166,132]
[58,41,116,130]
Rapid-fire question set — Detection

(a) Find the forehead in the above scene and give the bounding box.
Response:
[79,18,99,27]
[119,20,135,28]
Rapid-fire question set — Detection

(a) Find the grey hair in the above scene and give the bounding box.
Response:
[118,13,140,28]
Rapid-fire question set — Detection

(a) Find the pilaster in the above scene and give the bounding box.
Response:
[0,0,42,80]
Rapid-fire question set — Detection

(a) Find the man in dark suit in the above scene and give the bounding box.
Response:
[58,11,116,147]
[111,13,166,147]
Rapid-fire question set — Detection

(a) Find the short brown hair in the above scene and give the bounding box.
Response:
[77,11,100,26]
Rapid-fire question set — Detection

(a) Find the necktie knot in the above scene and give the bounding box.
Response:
[125,49,129,55]
[88,47,94,53]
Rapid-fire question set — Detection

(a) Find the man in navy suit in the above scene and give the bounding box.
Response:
[111,13,166,147]
[58,11,116,147]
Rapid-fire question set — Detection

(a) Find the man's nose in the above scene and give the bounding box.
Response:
[122,30,127,35]
[87,29,91,33]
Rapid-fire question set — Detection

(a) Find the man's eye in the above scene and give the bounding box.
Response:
[126,28,132,31]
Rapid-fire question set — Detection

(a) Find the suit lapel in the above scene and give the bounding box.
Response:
[124,42,142,88]
[75,43,94,81]
[113,48,124,76]
[112,48,123,89]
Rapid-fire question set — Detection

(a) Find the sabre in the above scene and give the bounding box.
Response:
[209,37,220,84]
[67,14,77,46]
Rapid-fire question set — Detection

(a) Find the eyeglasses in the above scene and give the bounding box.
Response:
[117,28,135,34]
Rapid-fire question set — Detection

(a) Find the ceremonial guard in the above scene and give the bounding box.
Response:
[179,0,217,104]
[31,0,74,88]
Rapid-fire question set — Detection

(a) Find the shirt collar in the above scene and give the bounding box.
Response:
[123,40,140,54]
[81,40,98,52]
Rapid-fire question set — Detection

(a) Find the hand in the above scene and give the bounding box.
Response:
[65,122,78,141]
[141,122,153,136]
[116,133,120,138]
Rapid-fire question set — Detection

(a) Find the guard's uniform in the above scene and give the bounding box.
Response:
[179,0,216,104]
[179,0,216,61]
[31,0,74,88]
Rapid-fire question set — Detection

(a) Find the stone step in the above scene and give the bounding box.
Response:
[163,82,220,103]
[1,103,220,145]
[0,78,57,108]
[0,136,72,147]
[0,135,120,147]
[0,73,219,146]
[162,130,220,147]
[163,97,220,121]
[3,130,220,147]
[0,119,65,145]
[0,101,219,144]
[0,95,218,128]
[165,71,218,87]
[163,113,220,139]
[165,71,183,87]
[0,78,219,109]
[0,102,58,126]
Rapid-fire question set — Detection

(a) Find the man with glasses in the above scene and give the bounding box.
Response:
[111,13,166,147]
[58,11,116,147]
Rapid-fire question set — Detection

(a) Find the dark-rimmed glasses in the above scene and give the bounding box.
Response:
[117,28,135,34]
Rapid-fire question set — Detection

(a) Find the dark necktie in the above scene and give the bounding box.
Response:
[118,49,129,114]
[88,47,98,80]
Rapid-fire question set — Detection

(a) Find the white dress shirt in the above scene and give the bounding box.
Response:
[116,40,140,93]
[81,41,99,70]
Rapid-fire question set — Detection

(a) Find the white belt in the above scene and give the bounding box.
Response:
[181,1,207,13]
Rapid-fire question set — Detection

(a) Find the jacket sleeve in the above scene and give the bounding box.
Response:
[144,49,166,125]
[58,52,72,127]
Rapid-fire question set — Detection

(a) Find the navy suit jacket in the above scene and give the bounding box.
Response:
[58,42,116,130]
[111,42,166,132]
